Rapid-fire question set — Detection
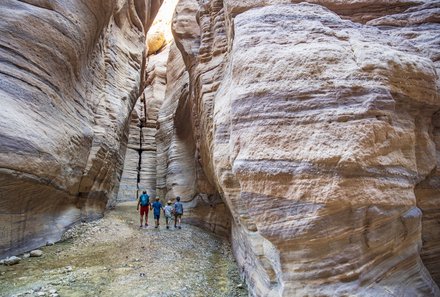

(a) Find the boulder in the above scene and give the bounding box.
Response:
[4,256,21,266]
[30,250,43,257]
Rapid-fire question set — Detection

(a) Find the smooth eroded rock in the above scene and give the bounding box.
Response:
[0,0,161,258]
[3,256,21,265]
[30,250,43,257]
[162,1,440,296]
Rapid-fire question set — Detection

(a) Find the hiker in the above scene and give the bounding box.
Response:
[136,191,150,228]
[151,197,163,228]
[163,200,173,229]
[173,196,184,229]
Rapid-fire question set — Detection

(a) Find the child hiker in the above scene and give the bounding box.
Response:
[151,197,163,228]
[173,196,184,229]
[163,200,173,229]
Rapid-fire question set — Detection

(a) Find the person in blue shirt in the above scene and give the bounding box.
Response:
[173,196,184,229]
[151,197,163,228]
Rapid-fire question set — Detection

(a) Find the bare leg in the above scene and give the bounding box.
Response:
[145,209,149,226]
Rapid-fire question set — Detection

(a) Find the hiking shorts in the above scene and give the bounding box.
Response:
[154,213,160,220]
[174,214,182,219]
[140,205,149,217]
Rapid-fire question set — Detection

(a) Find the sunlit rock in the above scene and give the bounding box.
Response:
[161,0,440,296]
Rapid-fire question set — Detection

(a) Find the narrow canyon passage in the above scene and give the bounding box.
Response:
[1,0,440,297]
[0,202,247,297]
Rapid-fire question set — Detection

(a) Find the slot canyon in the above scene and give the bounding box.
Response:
[0,0,440,296]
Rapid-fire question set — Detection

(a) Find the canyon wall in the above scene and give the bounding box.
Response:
[155,42,232,235]
[117,0,176,203]
[0,0,161,258]
[157,0,440,296]
[117,45,168,202]
[1,0,439,295]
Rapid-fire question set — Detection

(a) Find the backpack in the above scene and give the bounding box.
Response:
[140,194,149,206]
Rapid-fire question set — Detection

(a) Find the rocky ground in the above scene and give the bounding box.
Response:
[0,202,247,297]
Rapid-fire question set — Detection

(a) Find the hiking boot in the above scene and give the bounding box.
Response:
[178,226,181,229]
[139,225,143,228]
[166,226,169,229]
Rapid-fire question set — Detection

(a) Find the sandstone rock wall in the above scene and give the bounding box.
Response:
[161,0,440,296]
[416,109,440,285]
[117,45,169,201]
[155,42,231,235]
[0,0,161,258]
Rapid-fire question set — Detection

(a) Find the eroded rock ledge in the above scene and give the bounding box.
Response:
[0,0,161,258]
[154,0,440,296]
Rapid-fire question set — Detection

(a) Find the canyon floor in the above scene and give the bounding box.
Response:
[0,202,247,297]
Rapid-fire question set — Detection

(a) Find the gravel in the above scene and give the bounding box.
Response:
[0,202,248,297]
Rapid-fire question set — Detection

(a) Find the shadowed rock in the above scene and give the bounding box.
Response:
[0,0,161,258]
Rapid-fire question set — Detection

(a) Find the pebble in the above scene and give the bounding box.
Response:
[4,256,21,265]
[36,292,46,296]
[0,204,248,296]
[30,250,43,257]
[23,253,30,259]
[46,242,54,246]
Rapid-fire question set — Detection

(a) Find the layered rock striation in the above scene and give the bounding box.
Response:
[117,45,168,201]
[155,42,231,235]
[158,0,440,296]
[1,0,440,295]
[0,0,161,258]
